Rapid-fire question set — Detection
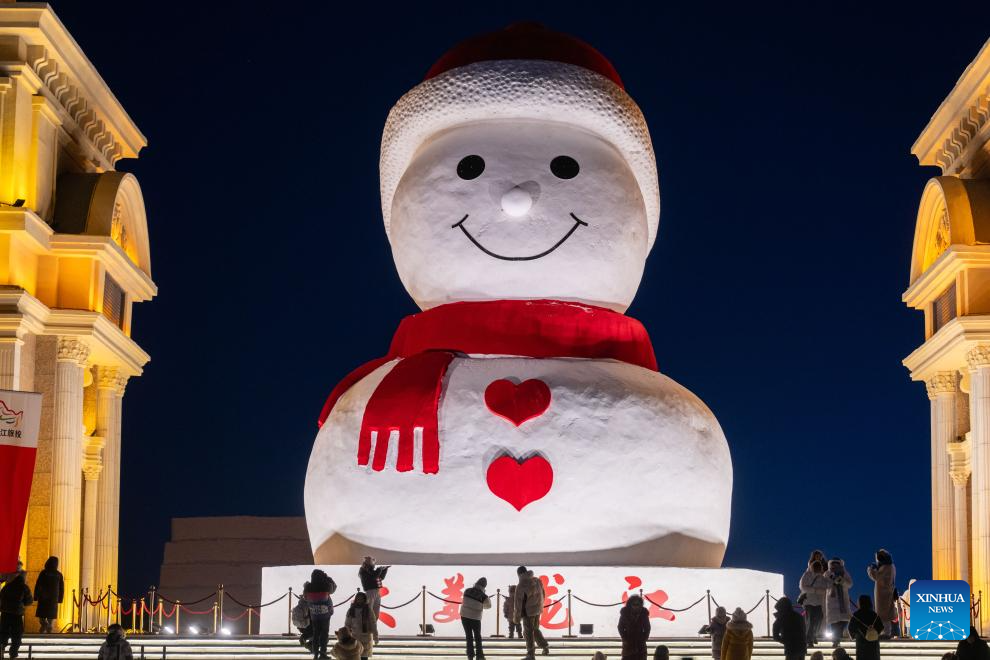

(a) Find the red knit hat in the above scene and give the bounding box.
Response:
[380,24,660,249]
[424,22,624,88]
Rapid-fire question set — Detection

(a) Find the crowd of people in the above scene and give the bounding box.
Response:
[0,556,64,658]
[2,548,989,660]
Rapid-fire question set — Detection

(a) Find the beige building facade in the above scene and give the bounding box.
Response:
[0,3,154,628]
[903,37,990,629]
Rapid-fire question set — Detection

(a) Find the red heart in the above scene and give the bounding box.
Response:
[484,379,551,426]
[486,455,554,511]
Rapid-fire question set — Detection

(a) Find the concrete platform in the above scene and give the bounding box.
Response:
[6,635,960,660]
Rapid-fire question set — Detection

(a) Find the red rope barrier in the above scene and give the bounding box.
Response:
[180,605,215,615]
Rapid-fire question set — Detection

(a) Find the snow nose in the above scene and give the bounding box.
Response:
[501,185,534,218]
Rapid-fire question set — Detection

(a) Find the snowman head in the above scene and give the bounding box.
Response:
[381,24,660,313]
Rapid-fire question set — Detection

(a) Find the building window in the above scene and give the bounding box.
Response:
[932,283,957,334]
[103,275,125,330]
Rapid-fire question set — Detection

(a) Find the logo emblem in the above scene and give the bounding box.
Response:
[910,580,970,640]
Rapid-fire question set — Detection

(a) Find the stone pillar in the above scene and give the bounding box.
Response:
[109,375,127,589]
[50,337,88,624]
[0,336,23,389]
[968,345,990,630]
[93,367,119,595]
[948,436,972,584]
[928,371,960,579]
[80,434,104,596]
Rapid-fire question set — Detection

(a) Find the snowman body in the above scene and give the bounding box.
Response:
[305,32,734,568]
[306,354,731,566]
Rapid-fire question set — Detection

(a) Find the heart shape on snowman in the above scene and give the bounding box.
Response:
[486,454,554,511]
[484,378,551,426]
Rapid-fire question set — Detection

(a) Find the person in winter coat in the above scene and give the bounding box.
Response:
[358,556,388,641]
[801,560,829,646]
[97,623,134,660]
[504,585,522,639]
[0,572,32,659]
[721,608,754,660]
[832,649,851,660]
[460,577,492,660]
[825,559,853,647]
[618,595,651,660]
[514,567,549,659]
[654,645,670,660]
[866,550,896,637]
[305,569,337,660]
[345,592,377,660]
[593,653,608,660]
[703,606,730,660]
[956,627,990,660]
[848,595,883,660]
[773,597,808,660]
[33,556,63,634]
[331,626,364,660]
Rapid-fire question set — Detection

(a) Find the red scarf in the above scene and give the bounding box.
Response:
[317,299,657,474]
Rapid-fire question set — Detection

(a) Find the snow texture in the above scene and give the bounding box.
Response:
[381,60,660,249]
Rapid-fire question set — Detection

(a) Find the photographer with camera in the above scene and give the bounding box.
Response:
[867,550,896,638]
[359,556,390,643]
[799,560,829,646]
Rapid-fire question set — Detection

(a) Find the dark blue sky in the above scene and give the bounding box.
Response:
[49,2,990,599]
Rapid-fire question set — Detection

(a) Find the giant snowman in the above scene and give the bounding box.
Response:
[305,24,732,569]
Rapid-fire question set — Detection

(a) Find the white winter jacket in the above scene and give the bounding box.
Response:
[799,569,829,608]
[824,562,853,625]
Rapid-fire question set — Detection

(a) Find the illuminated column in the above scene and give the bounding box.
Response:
[928,371,959,579]
[948,437,972,584]
[50,337,89,624]
[93,367,118,593]
[80,435,104,596]
[0,336,22,389]
[967,345,990,630]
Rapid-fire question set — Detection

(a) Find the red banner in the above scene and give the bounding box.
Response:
[0,391,42,573]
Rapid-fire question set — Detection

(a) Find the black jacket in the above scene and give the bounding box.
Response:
[34,565,64,619]
[772,607,807,654]
[359,565,388,591]
[0,574,33,615]
[848,608,883,660]
[957,634,990,660]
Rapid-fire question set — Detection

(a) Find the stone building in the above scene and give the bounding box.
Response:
[903,36,990,627]
[0,3,154,628]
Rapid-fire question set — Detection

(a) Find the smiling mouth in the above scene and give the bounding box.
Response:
[451,213,588,261]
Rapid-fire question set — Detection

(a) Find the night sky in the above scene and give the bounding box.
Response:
[47,2,990,601]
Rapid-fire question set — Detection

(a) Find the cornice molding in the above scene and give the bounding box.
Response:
[49,234,157,301]
[0,5,146,163]
[913,37,990,175]
[902,244,990,310]
[903,316,990,381]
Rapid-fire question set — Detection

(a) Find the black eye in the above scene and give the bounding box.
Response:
[551,155,580,179]
[457,155,485,180]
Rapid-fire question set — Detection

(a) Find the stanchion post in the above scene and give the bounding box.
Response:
[107,586,113,631]
[131,599,137,632]
[158,599,163,631]
[176,601,181,634]
[248,608,253,636]
[148,586,156,634]
[418,585,427,637]
[212,600,218,635]
[980,591,984,637]
[492,589,503,637]
[287,587,293,635]
[139,597,145,633]
[218,584,225,632]
[82,588,88,633]
[706,589,712,624]
[71,589,77,632]
[563,589,576,638]
[765,590,771,638]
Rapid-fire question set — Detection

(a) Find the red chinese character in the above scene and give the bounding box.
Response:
[432,573,464,624]
[622,576,675,622]
[377,586,396,628]
[538,573,570,630]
